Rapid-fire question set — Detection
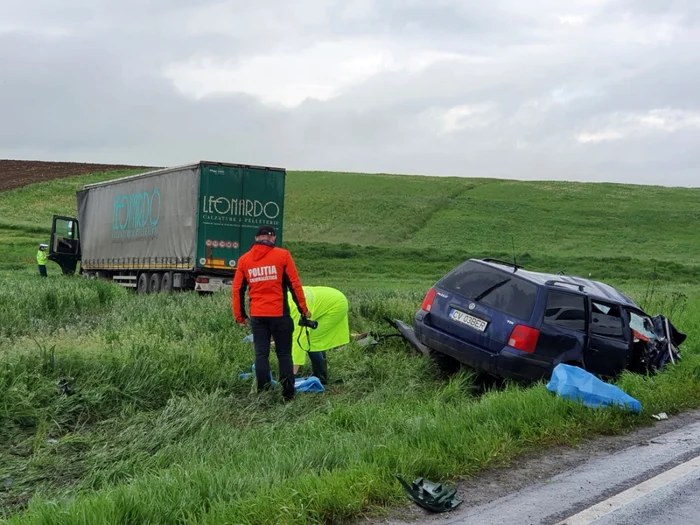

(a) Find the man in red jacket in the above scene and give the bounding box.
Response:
[233,225,311,401]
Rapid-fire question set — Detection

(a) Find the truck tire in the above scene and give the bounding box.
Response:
[161,272,173,293]
[137,272,151,294]
[150,273,163,293]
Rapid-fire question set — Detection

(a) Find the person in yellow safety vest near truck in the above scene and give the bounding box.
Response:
[37,243,48,277]
[288,286,350,385]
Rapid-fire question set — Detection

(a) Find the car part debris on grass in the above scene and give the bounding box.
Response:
[56,378,76,396]
[546,364,642,413]
[395,474,462,513]
[653,412,669,421]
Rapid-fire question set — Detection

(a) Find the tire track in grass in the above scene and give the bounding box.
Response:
[400,182,486,246]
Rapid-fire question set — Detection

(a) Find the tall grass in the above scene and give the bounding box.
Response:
[2,168,700,523]
[0,277,124,341]
[1,275,699,523]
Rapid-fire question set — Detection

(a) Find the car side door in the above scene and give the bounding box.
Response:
[584,300,632,378]
[536,289,588,367]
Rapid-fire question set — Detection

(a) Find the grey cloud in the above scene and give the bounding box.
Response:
[1,0,699,187]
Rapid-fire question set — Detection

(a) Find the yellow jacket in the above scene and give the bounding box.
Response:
[288,286,350,366]
[36,250,47,266]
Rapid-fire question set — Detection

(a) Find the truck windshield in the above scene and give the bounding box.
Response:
[439,261,538,320]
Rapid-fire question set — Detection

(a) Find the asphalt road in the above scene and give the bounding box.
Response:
[444,419,700,525]
[374,412,700,525]
[577,471,700,525]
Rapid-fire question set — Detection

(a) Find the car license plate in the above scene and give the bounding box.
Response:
[449,309,488,332]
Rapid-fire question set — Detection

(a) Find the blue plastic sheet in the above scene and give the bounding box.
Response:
[238,364,273,382]
[295,377,325,392]
[238,365,325,392]
[546,364,642,413]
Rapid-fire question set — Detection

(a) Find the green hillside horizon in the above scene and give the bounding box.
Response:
[2,166,700,524]
[1,167,699,285]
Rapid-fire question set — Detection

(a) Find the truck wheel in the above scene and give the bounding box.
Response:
[161,272,173,293]
[137,272,151,294]
[150,273,163,293]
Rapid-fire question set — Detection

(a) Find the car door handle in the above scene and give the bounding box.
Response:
[589,347,600,353]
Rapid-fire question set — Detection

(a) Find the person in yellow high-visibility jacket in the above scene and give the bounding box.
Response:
[36,243,48,277]
[287,286,349,385]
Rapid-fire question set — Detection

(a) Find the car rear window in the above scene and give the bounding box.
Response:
[438,261,538,320]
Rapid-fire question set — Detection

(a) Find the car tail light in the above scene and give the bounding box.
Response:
[421,288,437,312]
[508,325,540,353]
[196,277,209,284]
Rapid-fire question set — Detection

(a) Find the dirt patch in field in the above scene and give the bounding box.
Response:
[0,159,156,192]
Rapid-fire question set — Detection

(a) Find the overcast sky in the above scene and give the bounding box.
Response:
[1,0,699,186]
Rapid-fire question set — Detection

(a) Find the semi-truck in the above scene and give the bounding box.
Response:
[48,160,286,293]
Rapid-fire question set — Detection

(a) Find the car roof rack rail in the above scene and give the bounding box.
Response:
[546,279,586,292]
[482,258,524,269]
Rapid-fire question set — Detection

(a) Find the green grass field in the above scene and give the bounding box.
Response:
[1,169,699,524]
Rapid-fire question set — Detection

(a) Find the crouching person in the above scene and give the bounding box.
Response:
[289,286,350,385]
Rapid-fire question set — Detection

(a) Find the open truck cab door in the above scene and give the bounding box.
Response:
[48,215,81,275]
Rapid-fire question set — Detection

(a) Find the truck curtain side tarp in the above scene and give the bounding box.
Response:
[78,166,199,270]
[76,162,286,273]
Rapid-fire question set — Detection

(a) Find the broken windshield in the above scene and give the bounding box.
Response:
[629,311,657,340]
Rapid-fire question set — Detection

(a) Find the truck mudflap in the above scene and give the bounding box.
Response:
[384,318,431,356]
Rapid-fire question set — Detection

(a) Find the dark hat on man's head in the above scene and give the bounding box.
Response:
[256,225,276,237]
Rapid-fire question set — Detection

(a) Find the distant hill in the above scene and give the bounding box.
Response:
[1,163,699,283]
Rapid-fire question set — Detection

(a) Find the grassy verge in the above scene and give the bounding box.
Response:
[1,276,698,524]
[2,168,700,523]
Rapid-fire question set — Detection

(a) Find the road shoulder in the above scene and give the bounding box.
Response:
[368,408,700,525]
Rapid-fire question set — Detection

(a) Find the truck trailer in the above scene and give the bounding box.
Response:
[48,161,286,293]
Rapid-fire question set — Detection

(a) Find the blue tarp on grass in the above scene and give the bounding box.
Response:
[239,365,325,392]
[546,364,642,413]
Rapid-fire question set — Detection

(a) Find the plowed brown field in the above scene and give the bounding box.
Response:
[0,159,154,191]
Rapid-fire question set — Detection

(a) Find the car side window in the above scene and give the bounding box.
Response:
[544,291,586,331]
[590,301,625,339]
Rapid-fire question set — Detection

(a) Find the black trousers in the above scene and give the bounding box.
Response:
[251,316,295,400]
[308,351,328,385]
[38,265,47,277]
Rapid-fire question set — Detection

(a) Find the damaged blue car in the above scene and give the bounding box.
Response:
[393,258,685,382]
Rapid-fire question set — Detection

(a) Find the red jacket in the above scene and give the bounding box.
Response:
[232,242,308,323]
